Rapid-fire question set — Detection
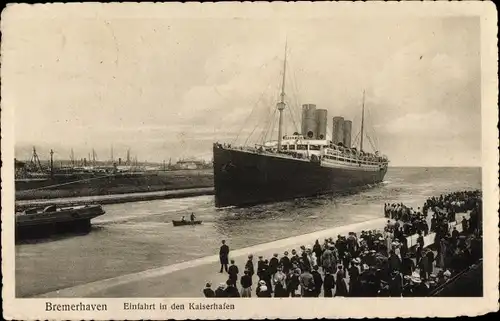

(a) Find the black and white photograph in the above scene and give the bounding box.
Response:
[1,2,498,320]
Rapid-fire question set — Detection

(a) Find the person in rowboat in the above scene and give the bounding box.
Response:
[190,212,196,222]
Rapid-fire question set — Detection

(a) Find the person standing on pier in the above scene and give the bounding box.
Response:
[323,269,335,297]
[299,268,315,297]
[203,282,215,297]
[280,251,291,274]
[224,279,240,297]
[215,283,226,297]
[245,255,255,280]
[272,266,287,297]
[334,268,348,297]
[228,259,239,287]
[311,265,323,297]
[269,253,279,276]
[240,270,253,297]
[313,240,323,267]
[219,240,229,273]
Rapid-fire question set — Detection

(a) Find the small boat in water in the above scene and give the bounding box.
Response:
[16,204,105,239]
[172,220,202,227]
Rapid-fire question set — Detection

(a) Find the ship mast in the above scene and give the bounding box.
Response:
[277,41,287,152]
[360,90,365,152]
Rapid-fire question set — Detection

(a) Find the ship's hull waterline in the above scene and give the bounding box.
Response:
[213,145,388,208]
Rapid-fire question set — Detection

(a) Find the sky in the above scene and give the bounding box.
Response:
[3,5,481,166]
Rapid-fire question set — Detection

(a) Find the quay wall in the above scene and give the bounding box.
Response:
[15,169,214,201]
[15,187,215,211]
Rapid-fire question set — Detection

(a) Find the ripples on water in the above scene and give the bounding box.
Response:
[15,167,481,297]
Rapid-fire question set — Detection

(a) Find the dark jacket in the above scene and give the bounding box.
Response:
[279,256,291,273]
[323,274,335,297]
[240,275,252,289]
[219,245,229,264]
[224,285,240,297]
[245,259,255,276]
[312,270,323,295]
[203,287,215,297]
[269,257,279,274]
[215,288,226,297]
[228,264,239,280]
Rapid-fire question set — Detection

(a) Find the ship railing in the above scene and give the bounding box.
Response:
[220,143,315,162]
[15,201,99,213]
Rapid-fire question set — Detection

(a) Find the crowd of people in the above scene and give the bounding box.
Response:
[203,190,482,298]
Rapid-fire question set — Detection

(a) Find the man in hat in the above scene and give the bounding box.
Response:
[219,240,229,273]
[245,255,255,280]
[203,282,215,297]
[214,283,227,297]
[280,251,291,274]
[321,244,334,273]
[313,240,323,267]
[323,268,335,297]
[228,259,239,287]
[224,279,240,297]
[257,256,265,280]
[286,268,300,297]
[240,270,253,298]
[299,267,315,297]
[269,253,279,276]
[290,249,300,267]
[311,265,323,297]
[388,270,403,297]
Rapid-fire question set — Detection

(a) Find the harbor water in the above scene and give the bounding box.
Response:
[15,167,481,297]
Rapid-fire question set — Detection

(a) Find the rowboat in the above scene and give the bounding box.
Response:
[172,220,202,227]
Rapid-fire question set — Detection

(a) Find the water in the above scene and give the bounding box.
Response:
[15,167,481,297]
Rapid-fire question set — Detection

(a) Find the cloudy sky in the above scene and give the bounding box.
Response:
[3,4,481,166]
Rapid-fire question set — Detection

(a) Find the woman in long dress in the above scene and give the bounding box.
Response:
[334,268,349,297]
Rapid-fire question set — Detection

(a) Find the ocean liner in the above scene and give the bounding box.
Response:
[213,44,389,208]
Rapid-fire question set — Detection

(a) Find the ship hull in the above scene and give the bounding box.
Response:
[16,205,105,240]
[213,145,387,208]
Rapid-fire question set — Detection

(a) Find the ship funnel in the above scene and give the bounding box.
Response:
[343,120,352,148]
[315,109,328,140]
[301,104,317,139]
[332,116,345,145]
